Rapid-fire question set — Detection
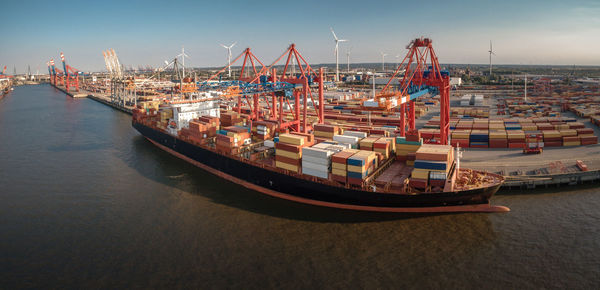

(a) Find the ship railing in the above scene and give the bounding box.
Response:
[362,157,396,191]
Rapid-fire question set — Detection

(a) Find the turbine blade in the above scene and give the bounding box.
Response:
[231,42,237,48]
[330,27,338,41]
[338,39,348,42]
[220,44,227,48]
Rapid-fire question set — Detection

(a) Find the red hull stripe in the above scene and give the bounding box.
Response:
[147,138,509,213]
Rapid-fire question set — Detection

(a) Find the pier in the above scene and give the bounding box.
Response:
[51,83,133,114]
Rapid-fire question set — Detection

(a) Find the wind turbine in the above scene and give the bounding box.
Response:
[488,41,495,76]
[380,52,388,71]
[220,42,237,78]
[330,27,348,82]
[346,47,352,72]
[176,46,190,78]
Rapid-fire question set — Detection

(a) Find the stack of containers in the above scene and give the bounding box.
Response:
[577,128,595,137]
[579,128,598,145]
[214,126,251,153]
[220,112,243,127]
[469,129,489,148]
[346,150,378,186]
[560,129,578,147]
[537,123,554,131]
[489,131,508,148]
[521,122,538,132]
[359,136,379,151]
[373,138,391,158]
[562,135,581,146]
[542,130,562,147]
[301,146,333,179]
[313,124,340,140]
[410,144,454,189]
[489,120,505,131]
[451,130,470,147]
[472,119,489,130]
[395,136,422,163]
[158,108,173,130]
[457,119,473,130]
[275,133,307,173]
[186,119,217,143]
[505,121,522,131]
[507,130,526,148]
[332,134,360,149]
[252,121,277,141]
[569,122,586,129]
[405,131,422,166]
[343,130,368,139]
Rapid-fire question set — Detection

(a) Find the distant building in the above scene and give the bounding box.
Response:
[450,77,462,87]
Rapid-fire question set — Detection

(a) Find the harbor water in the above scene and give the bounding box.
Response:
[1,85,599,288]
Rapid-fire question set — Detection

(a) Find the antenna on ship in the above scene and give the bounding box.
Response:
[455,144,463,174]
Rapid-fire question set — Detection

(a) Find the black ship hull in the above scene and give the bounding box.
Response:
[133,122,506,213]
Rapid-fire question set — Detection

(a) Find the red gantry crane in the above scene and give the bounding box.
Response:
[378,37,451,145]
[200,44,325,134]
[60,52,81,92]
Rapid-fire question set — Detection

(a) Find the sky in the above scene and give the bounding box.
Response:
[1,0,600,73]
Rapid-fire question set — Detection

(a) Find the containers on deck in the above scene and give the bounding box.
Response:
[275,133,308,173]
[410,144,454,189]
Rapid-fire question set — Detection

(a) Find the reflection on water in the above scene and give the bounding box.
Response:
[0,85,599,288]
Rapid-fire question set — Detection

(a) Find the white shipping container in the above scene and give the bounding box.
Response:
[333,135,360,144]
[326,144,349,152]
[429,172,448,180]
[302,147,333,159]
[343,131,368,138]
[264,140,275,148]
[302,161,330,172]
[302,167,329,179]
[302,155,331,166]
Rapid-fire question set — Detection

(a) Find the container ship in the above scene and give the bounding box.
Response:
[131,98,507,213]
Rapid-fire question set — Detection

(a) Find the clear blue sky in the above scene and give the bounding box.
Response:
[1,0,599,73]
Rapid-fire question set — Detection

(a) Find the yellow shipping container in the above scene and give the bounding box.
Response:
[279,133,305,145]
[332,168,346,176]
[275,161,299,172]
[332,162,346,170]
[396,144,421,151]
[276,150,302,159]
[411,168,430,179]
[559,130,577,137]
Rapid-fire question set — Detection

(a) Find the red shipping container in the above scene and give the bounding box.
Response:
[275,155,301,165]
[396,155,408,161]
[275,142,302,153]
[451,138,469,148]
[332,175,346,183]
[489,139,508,148]
[508,143,525,149]
[576,128,594,135]
[580,136,598,145]
[545,141,562,147]
[429,179,446,187]
[409,178,428,189]
[347,177,363,186]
